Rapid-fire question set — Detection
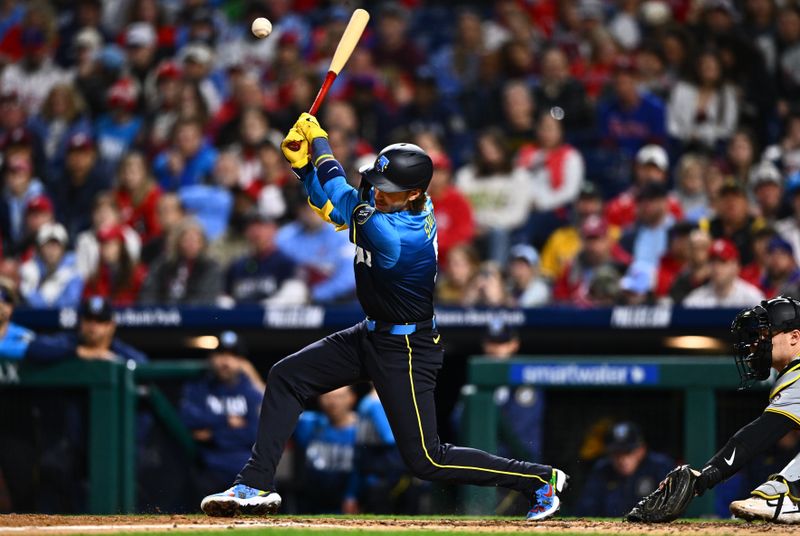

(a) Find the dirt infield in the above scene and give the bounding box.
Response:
[0,514,796,535]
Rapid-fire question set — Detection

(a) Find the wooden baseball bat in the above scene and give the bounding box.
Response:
[287,8,370,151]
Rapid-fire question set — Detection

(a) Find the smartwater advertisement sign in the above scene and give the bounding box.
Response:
[509,363,660,386]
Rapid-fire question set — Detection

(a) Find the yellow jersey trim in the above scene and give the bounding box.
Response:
[764,408,800,427]
[770,363,800,399]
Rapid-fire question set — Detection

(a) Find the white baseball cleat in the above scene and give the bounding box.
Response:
[730,479,800,524]
[201,484,282,517]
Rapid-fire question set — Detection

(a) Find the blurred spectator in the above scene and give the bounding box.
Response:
[619,261,656,305]
[428,8,484,97]
[74,43,125,120]
[533,47,593,133]
[139,218,222,305]
[82,225,147,306]
[669,228,713,304]
[775,5,800,118]
[741,226,777,288]
[51,132,111,239]
[507,244,550,307]
[123,22,158,90]
[180,331,263,503]
[500,80,537,152]
[180,43,222,116]
[667,48,738,153]
[369,2,423,77]
[276,201,355,304]
[426,151,474,267]
[140,192,185,265]
[224,212,305,306]
[634,44,671,101]
[0,4,69,114]
[463,261,512,307]
[0,87,28,140]
[516,113,585,248]
[19,222,83,307]
[14,194,55,261]
[704,180,762,265]
[540,181,612,280]
[295,386,359,514]
[749,162,784,225]
[95,77,144,171]
[226,108,283,189]
[596,58,667,160]
[396,67,471,167]
[25,294,146,363]
[0,277,33,359]
[720,129,759,186]
[619,182,675,276]
[74,193,141,279]
[0,149,44,254]
[763,113,800,176]
[153,117,218,191]
[143,61,183,154]
[673,153,711,223]
[761,237,800,298]
[353,386,421,514]
[207,186,258,267]
[455,129,529,263]
[605,144,683,229]
[114,151,163,243]
[683,238,765,307]
[654,222,696,299]
[553,215,629,305]
[28,83,91,178]
[576,421,674,517]
[436,244,480,306]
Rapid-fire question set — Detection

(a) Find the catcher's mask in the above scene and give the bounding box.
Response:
[731,296,800,388]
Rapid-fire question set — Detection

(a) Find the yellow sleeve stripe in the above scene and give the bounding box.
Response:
[769,371,800,399]
[306,197,348,231]
[764,408,800,427]
[314,153,334,166]
[404,334,548,485]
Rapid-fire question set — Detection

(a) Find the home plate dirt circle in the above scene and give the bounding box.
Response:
[0,515,795,535]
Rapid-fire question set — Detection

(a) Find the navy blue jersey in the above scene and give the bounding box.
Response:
[310,154,438,323]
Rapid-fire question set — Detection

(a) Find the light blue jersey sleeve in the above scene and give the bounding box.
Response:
[294,163,348,230]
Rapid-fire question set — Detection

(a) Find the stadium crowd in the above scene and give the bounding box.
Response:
[0,0,798,310]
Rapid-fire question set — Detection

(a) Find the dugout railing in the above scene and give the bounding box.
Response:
[460,356,769,518]
[0,359,207,514]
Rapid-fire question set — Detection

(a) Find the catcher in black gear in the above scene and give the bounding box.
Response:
[627,296,800,523]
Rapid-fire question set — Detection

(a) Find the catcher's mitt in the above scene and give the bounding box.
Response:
[625,465,698,523]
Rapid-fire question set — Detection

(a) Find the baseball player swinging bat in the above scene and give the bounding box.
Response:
[285,8,369,152]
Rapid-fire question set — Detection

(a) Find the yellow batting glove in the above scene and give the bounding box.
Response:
[280,128,310,168]
[294,112,328,142]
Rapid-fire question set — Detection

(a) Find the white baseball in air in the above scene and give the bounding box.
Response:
[550,106,565,121]
[251,17,272,39]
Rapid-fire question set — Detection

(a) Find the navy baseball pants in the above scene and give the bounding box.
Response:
[236,319,552,494]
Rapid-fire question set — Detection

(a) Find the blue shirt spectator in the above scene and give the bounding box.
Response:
[225,213,303,305]
[19,223,84,308]
[180,331,263,478]
[179,184,232,242]
[276,203,355,304]
[0,279,34,360]
[0,149,43,249]
[597,61,666,159]
[153,118,218,191]
[295,387,359,514]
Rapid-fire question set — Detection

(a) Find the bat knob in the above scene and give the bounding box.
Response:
[286,141,301,152]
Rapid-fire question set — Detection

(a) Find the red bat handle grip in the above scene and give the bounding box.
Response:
[286,71,337,152]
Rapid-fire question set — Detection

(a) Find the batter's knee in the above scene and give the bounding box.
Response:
[401,441,445,481]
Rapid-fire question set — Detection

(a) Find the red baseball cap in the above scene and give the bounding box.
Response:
[580,214,609,238]
[709,238,739,262]
[26,195,54,214]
